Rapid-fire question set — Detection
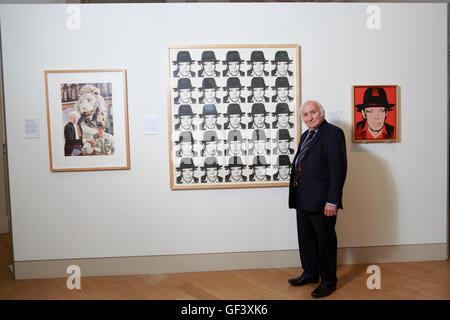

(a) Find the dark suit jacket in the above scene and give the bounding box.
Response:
[289,120,347,212]
[64,122,83,156]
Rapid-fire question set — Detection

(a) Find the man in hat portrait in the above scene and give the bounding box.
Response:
[247,77,269,103]
[176,157,199,184]
[198,78,221,104]
[197,51,220,77]
[172,51,195,78]
[174,105,197,131]
[271,51,294,77]
[246,50,269,77]
[224,156,247,183]
[249,155,271,182]
[173,78,197,104]
[175,131,198,158]
[272,77,294,103]
[223,104,246,130]
[273,155,291,181]
[354,87,395,140]
[222,51,245,77]
[201,130,222,157]
[224,130,246,157]
[200,157,223,183]
[199,104,222,130]
[273,129,295,155]
[222,77,245,103]
[248,129,271,156]
[248,103,270,129]
[272,103,294,129]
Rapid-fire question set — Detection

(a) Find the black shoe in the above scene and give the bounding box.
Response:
[288,275,319,287]
[311,284,336,298]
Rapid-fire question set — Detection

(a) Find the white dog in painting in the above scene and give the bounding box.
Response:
[72,84,110,154]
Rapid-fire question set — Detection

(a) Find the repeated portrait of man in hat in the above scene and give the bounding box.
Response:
[222,77,245,103]
[272,129,295,155]
[175,131,198,158]
[247,77,269,103]
[201,130,223,157]
[200,157,223,183]
[197,51,220,77]
[169,47,300,187]
[223,104,246,130]
[176,158,199,184]
[225,156,247,183]
[247,50,269,77]
[222,51,245,77]
[247,129,271,156]
[198,78,221,104]
[272,77,294,103]
[172,51,196,78]
[199,104,222,130]
[249,155,271,182]
[272,155,292,181]
[354,87,396,140]
[173,78,197,104]
[174,104,197,131]
[272,103,294,129]
[248,103,270,129]
[225,130,246,157]
[271,51,293,77]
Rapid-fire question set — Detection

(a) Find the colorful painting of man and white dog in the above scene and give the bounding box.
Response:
[61,83,115,156]
[45,69,129,172]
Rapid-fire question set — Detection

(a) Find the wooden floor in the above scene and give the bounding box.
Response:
[0,233,449,300]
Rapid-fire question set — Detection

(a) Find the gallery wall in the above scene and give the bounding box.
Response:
[0,3,447,263]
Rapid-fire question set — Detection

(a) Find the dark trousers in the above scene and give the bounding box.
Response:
[296,210,337,287]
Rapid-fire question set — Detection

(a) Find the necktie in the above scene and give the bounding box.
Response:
[293,130,315,186]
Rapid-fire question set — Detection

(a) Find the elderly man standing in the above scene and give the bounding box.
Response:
[288,100,347,299]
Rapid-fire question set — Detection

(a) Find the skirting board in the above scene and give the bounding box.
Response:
[13,243,448,280]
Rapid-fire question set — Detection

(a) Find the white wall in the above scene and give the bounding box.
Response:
[0,3,447,262]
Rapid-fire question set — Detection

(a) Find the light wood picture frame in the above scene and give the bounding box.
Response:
[352,85,399,143]
[168,44,301,190]
[45,69,130,172]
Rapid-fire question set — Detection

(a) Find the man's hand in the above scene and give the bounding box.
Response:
[324,203,337,216]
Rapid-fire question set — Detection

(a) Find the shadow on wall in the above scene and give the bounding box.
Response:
[332,120,399,263]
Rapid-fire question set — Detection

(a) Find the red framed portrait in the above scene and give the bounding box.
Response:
[352,85,399,143]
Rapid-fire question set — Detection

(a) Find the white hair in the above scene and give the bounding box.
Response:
[68,111,79,120]
[301,100,325,117]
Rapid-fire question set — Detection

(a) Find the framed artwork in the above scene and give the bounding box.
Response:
[45,69,130,172]
[167,44,301,190]
[352,85,399,143]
